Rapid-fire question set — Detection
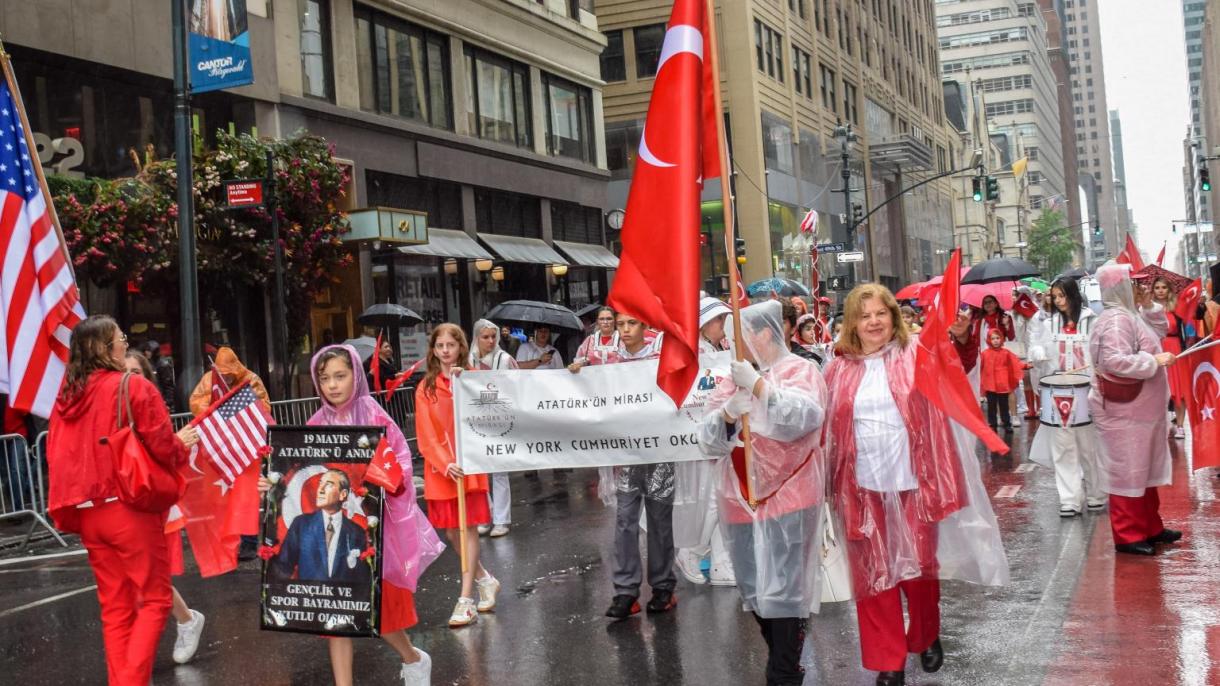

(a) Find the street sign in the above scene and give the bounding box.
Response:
[816,241,847,253]
[224,180,264,208]
[837,251,865,263]
[828,276,852,291]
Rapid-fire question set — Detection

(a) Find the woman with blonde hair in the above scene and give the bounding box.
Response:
[415,324,500,626]
[823,284,1008,686]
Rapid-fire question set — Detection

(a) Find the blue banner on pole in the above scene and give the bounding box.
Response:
[189,0,254,94]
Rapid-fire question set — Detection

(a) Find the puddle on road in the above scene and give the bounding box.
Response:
[515,556,601,598]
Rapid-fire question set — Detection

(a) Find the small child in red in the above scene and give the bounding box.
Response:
[980,328,1026,433]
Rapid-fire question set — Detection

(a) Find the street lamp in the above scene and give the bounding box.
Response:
[833,122,860,286]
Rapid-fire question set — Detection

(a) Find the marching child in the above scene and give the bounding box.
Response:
[260,344,442,686]
[980,328,1025,434]
[415,324,502,627]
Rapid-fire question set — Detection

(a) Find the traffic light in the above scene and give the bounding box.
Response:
[986,175,1000,201]
[735,237,747,264]
[1202,167,1212,192]
[971,176,983,202]
[1093,221,1102,237]
[851,203,865,225]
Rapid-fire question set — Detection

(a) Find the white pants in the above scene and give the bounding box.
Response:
[1038,424,1106,510]
[1016,379,1028,414]
[488,472,511,525]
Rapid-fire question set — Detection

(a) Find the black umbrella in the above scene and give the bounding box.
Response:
[485,300,583,332]
[1055,266,1090,280]
[961,257,1041,285]
[575,303,604,319]
[357,303,423,328]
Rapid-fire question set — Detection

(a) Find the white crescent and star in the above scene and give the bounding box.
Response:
[636,24,705,169]
[1191,361,1220,421]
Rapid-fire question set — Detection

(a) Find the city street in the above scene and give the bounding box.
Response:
[1,425,1217,686]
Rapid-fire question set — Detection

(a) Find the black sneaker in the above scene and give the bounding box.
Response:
[605,594,640,620]
[237,537,258,562]
[645,589,677,613]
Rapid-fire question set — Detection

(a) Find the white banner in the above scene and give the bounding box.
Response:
[454,352,731,474]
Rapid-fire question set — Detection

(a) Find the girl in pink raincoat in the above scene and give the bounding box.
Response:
[1088,264,1182,556]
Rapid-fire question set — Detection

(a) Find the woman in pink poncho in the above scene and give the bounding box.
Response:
[1088,264,1182,556]
[262,344,444,685]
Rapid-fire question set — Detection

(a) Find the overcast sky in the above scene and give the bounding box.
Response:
[1098,0,1192,266]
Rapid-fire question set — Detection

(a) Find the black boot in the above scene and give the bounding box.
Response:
[645,589,677,613]
[605,594,640,620]
[875,670,904,686]
[1147,528,1183,544]
[1115,541,1157,556]
[920,638,944,673]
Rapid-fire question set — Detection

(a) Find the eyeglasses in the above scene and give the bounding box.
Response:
[111,334,128,348]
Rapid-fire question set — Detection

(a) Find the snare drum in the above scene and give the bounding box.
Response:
[1038,373,1092,427]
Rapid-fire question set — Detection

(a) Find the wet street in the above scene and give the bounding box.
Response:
[2,422,1219,686]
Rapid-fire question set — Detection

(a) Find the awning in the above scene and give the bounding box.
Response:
[554,240,620,269]
[478,234,569,265]
[398,228,494,260]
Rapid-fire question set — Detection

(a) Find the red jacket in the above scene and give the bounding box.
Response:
[47,370,186,532]
[414,374,488,501]
[980,346,1024,394]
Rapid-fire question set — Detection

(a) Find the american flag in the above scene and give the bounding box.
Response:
[0,60,84,417]
[194,381,273,485]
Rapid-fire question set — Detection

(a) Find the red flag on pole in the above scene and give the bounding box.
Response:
[915,250,1010,454]
[607,0,719,405]
[371,330,384,393]
[1184,342,1220,470]
[1116,234,1146,272]
[363,437,405,493]
[1155,242,1166,267]
[1176,278,1204,322]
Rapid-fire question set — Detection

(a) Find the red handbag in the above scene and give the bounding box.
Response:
[107,372,184,512]
[1096,315,1147,404]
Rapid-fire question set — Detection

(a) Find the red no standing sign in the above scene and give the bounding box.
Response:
[224,180,264,208]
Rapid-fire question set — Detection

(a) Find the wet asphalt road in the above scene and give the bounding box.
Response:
[1,421,1217,686]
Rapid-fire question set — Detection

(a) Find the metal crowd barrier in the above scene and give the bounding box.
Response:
[0,432,67,550]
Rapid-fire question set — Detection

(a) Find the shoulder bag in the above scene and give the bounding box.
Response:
[1096,315,1144,404]
[107,372,185,512]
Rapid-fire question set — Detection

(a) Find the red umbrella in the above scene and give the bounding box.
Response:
[895,281,926,300]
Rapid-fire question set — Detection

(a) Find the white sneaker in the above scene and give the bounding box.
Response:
[477,524,492,535]
[448,597,478,627]
[674,549,706,585]
[1175,426,1186,439]
[172,609,205,664]
[489,524,510,538]
[709,559,736,586]
[1011,417,1022,427]
[475,574,500,612]
[400,649,431,686]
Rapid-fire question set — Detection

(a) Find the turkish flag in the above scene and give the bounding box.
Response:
[1013,292,1040,319]
[607,0,719,406]
[1184,343,1220,470]
[730,261,750,309]
[371,330,384,393]
[363,437,405,494]
[915,250,1010,454]
[1176,278,1204,323]
[1156,243,1166,267]
[1116,234,1146,272]
[175,447,247,577]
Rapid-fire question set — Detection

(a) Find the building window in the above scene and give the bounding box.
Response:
[600,30,625,82]
[355,5,451,128]
[984,98,1034,116]
[979,74,1033,93]
[604,119,642,179]
[819,64,836,113]
[465,46,531,148]
[474,187,542,238]
[1027,171,1042,185]
[300,0,334,100]
[754,20,784,82]
[793,47,812,98]
[843,79,858,124]
[634,24,665,78]
[1027,146,1039,160]
[543,73,595,162]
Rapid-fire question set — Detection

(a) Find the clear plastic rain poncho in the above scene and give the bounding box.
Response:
[822,337,1009,599]
[697,301,829,618]
[1087,262,1173,496]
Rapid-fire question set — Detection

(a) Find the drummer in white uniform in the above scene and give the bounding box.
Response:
[1027,277,1107,517]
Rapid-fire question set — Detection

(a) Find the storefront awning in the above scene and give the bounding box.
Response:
[554,241,620,269]
[478,234,569,265]
[398,228,494,260]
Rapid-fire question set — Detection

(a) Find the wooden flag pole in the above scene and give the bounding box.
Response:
[456,478,468,573]
[704,0,757,507]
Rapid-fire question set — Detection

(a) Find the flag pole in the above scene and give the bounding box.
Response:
[704,0,757,507]
[0,40,77,279]
[456,478,468,573]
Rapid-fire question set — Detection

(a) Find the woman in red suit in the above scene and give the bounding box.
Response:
[48,315,189,685]
[823,285,1008,686]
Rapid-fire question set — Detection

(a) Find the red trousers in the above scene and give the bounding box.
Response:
[855,577,941,671]
[1109,487,1164,545]
[79,501,173,686]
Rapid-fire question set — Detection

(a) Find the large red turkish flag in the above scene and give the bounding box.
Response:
[915,250,1009,454]
[607,0,719,406]
[1184,343,1220,470]
[1116,234,1146,272]
[1175,278,1203,322]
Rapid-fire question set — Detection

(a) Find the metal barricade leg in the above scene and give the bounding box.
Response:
[1,433,67,551]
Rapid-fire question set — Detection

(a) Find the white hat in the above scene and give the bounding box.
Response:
[698,296,732,329]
